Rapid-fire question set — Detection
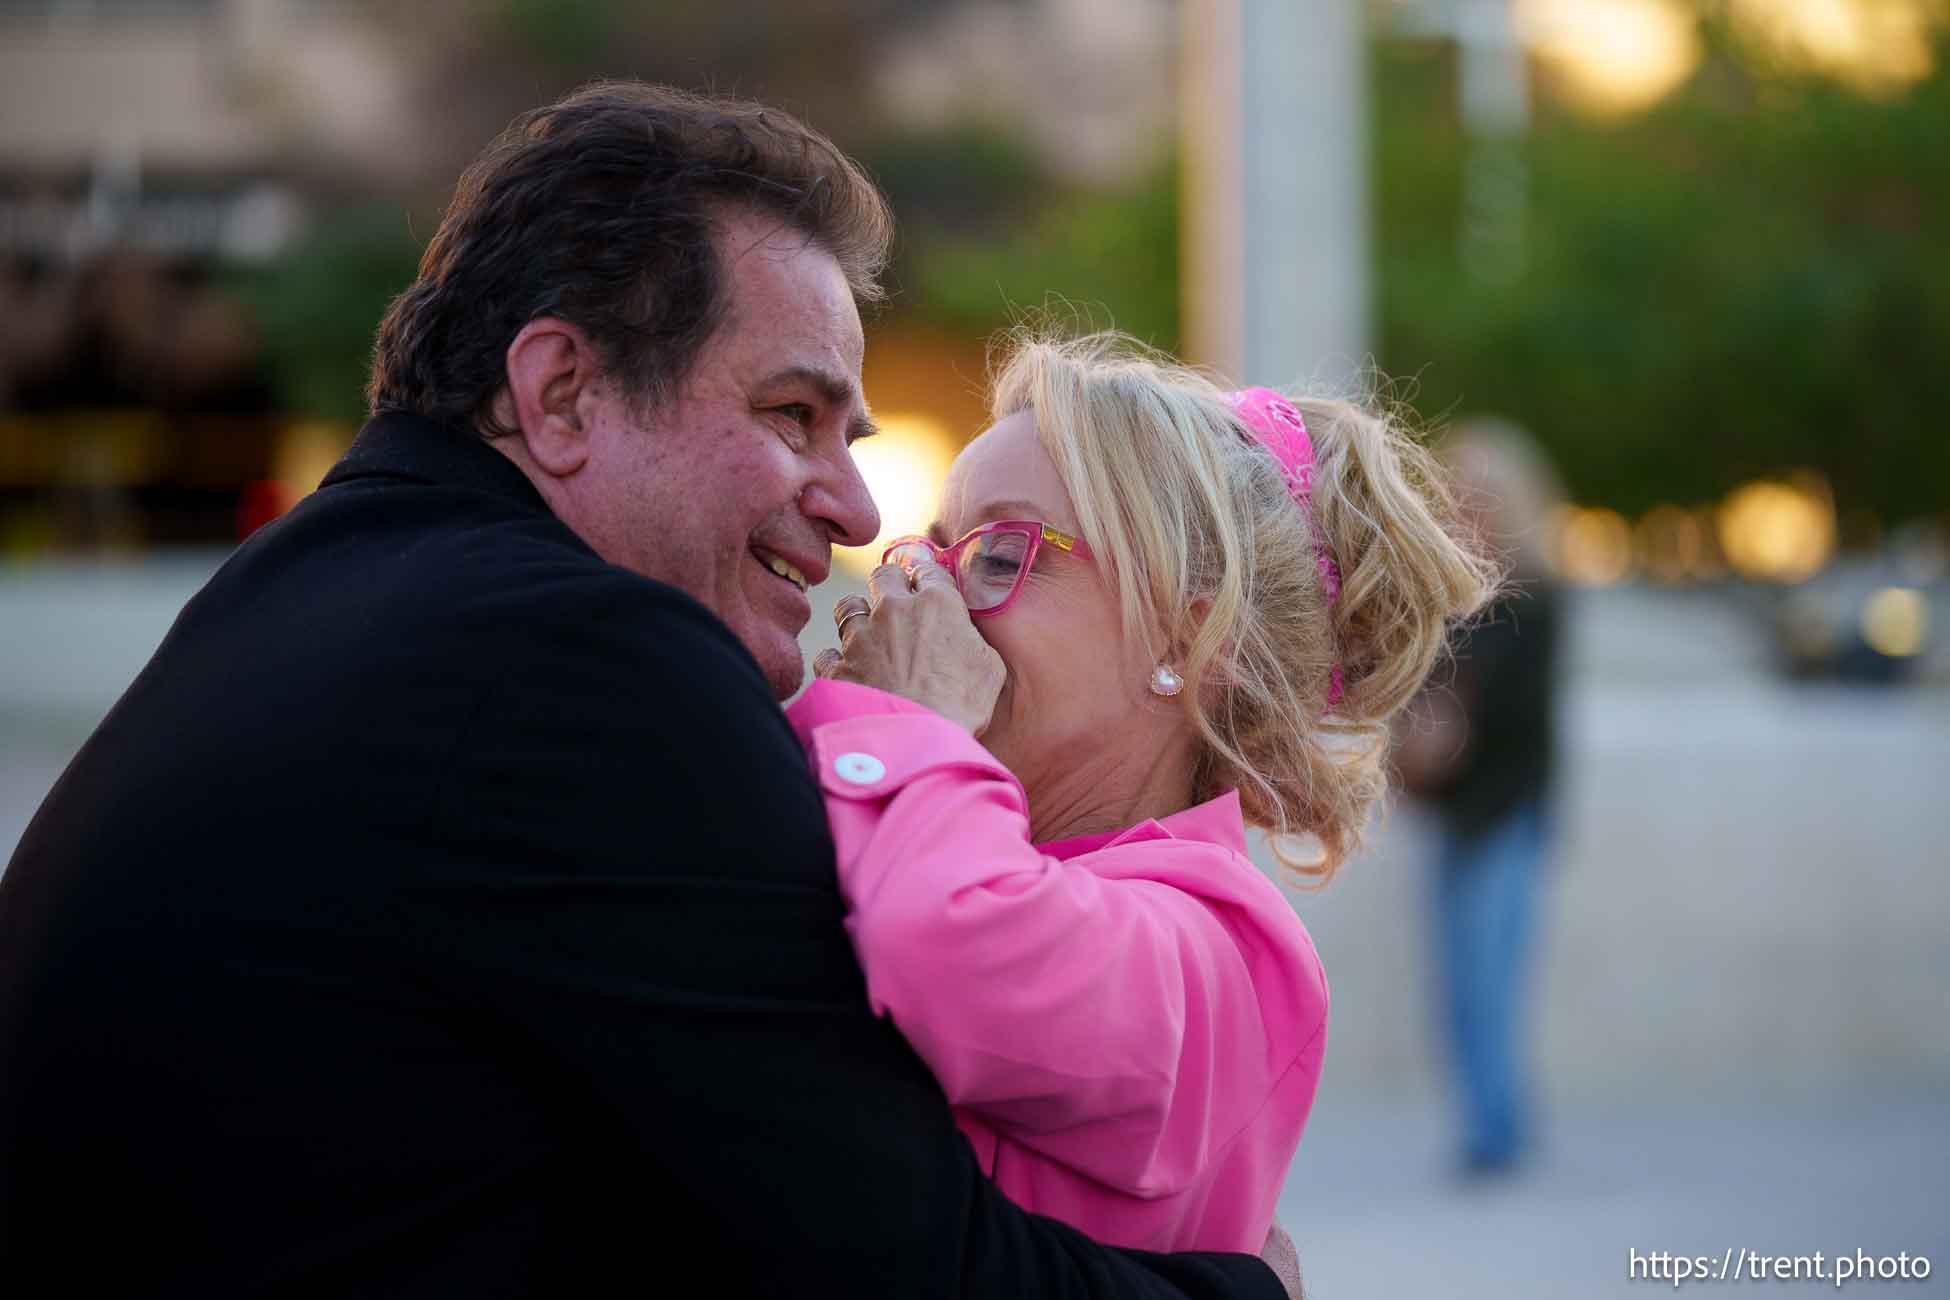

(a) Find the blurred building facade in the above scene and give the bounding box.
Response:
[0,0,417,180]
[874,0,1177,184]
[0,0,422,551]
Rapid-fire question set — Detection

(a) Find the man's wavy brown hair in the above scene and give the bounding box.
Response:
[367,81,893,437]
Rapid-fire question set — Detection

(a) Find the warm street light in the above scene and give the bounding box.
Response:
[836,413,958,574]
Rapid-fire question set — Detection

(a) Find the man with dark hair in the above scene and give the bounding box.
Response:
[1,83,1290,1298]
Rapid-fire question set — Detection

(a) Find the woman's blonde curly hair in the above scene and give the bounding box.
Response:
[990,329,1499,881]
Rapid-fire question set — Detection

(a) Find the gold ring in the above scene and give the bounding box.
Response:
[832,595,870,631]
[837,608,869,638]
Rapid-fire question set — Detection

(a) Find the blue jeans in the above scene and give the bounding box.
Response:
[1432,801,1550,1169]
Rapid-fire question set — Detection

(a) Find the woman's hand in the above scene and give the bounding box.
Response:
[1261,1219,1305,1300]
[813,554,1005,736]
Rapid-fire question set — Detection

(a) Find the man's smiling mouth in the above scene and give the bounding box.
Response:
[753,547,808,593]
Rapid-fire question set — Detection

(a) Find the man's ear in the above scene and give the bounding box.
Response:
[502,317,598,478]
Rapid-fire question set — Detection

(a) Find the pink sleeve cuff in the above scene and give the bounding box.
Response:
[808,712,1020,806]
[785,678,940,750]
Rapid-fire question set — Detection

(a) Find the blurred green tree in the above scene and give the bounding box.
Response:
[1374,24,1950,524]
[893,143,1181,350]
[222,205,422,428]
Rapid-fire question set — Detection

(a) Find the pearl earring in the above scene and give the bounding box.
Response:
[1149,663,1184,697]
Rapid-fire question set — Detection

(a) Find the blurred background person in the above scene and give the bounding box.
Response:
[1394,419,1566,1180]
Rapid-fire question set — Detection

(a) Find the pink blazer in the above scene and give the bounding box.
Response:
[786,680,1329,1253]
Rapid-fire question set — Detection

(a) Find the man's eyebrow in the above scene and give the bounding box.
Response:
[754,363,876,443]
[755,363,856,407]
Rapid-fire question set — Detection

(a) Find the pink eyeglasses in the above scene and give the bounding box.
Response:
[882,520,1094,616]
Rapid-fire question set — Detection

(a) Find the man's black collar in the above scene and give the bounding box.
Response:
[322,410,550,516]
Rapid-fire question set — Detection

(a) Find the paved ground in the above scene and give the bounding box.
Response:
[3,555,226,859]
[1278,1085,1950,1298]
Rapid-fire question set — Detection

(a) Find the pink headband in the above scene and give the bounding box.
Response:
[1226,387,1345,706]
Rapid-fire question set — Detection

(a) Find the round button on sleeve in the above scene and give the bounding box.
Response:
[833,752,887,785]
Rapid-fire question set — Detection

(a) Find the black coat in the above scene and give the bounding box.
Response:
[0,412,1278,1299]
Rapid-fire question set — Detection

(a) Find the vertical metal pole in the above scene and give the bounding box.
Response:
[1181,0,1246,382]
[1182,0,1371,392]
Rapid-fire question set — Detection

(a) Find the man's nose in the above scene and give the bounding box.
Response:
[807,448,881,549]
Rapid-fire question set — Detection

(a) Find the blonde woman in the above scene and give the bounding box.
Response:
[789,332,1495,1253]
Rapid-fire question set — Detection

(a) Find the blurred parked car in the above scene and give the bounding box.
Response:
[1773,550,1942,685]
